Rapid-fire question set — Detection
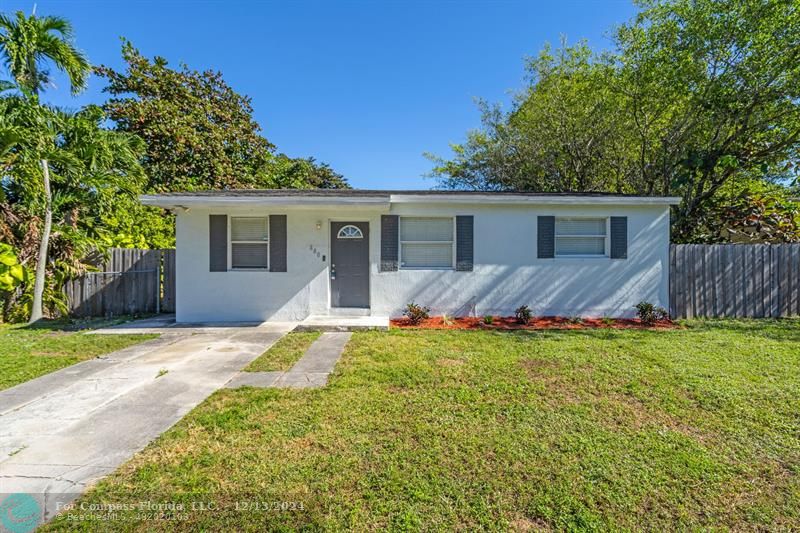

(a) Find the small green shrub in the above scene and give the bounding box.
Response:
[404,302,430,325]
[483,315,494,325]
[514,305,533,325]
[0,243,26,293]
[634,301,669,325]
[600,316,614,326]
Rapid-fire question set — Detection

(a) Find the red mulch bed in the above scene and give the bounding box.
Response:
[390,316,677,330]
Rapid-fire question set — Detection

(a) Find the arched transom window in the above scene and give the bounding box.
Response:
[337,225,364,239]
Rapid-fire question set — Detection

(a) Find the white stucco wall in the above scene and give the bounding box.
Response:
[175,202,670,322]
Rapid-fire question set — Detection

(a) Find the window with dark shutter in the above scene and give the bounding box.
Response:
[231,217,269,269]
[555,218,607,257]
[399,217,454,269]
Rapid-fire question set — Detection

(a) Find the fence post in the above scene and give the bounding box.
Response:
[156,249,161,315]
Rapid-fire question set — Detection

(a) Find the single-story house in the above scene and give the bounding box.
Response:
[141,190,679,323]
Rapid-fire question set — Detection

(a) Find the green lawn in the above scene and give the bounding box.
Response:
[0,318,157,391]
[46,320,800,530]
[244,331,321,372]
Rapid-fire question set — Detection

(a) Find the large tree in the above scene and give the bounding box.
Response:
[429,41,635,194]
[97,41,349,194]
[0,10,92,322]
[431,0,800,242]
[97,41,275,192]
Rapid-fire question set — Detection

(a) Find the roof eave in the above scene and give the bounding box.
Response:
[389,194,681,205]
[139,194,391,209]
[140,193,682,209]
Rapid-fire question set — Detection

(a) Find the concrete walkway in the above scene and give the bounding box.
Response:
[0,323,290,522]
[227,332,352,389]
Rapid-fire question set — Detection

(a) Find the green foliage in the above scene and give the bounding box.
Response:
[99,199,175,249]
[0,96,146,319]
[689,178,800,243]
[514,304,533,324]
[634,301,669,325]
[97,41,349,195]
[0,11,89,95]
[268,154,350,190]
[0,243,25,292]
[431,0,800,242]
[97,40,276,192]
[403,302,430,325]
[429,41,630,194]
[482,314,494,324]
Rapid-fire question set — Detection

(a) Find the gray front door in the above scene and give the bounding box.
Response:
[330,222,370,308]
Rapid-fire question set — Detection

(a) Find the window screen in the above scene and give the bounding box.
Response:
[400,217,454,268]
[555,218,607,256]
[231,217,269,269]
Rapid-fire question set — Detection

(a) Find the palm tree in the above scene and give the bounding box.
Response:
[1,96,145,319]
[0,11,89,95]
[0,10,90,323]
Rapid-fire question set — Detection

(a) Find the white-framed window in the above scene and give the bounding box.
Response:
[555,217,608,257]
[399,217,454,269]
[230,216,269,269]
[337,225,364,239]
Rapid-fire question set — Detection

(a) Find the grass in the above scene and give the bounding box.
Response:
[244,331,321,372]
[0,317,157,391]
[45,320,800,530]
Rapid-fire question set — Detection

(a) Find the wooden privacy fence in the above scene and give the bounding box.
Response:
[64,248,176,317]
[670,244,800,319]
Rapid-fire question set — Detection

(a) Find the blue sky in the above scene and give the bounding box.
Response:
[1,0,637,189]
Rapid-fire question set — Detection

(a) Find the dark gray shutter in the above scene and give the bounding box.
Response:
[537,216,555,259]
[209,215,227,272]
[610,216,628,259]
[269,215,287,272]
[455,215,473,271]
[380,215,399,271]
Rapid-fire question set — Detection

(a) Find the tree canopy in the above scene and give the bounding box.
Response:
[430,0,800,242]
[96,41,349,193]
[96,41,275,192]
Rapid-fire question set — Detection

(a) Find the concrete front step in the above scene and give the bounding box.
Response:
[294,315,389,332]
[327,307,371,317]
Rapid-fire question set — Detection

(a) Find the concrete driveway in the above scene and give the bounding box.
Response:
[0,321,290,522]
